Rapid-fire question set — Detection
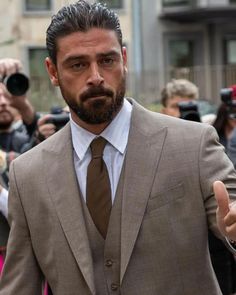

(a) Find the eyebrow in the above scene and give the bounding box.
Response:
[62,50,121,65]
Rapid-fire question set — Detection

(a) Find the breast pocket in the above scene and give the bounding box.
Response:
[145,183,184,217]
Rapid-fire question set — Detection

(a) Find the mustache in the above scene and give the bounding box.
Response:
[80,86,114,102]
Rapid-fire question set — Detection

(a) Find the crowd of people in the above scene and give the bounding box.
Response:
[0,1,236,295]
[0,58,64,295]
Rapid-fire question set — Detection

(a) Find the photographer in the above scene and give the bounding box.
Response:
[0,59,67,294]
[0,58,38,273]
[161,79,200,119]
[0,58,38,153]
[218,85,236,169]
[160,79,236,295]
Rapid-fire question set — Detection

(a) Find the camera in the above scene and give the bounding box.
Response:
[1,73,29,96]
[45,113,70,131]
[178,101,201,122]
[220,87,236,119]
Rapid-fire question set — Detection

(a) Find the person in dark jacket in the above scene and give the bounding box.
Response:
[0,58,37,270]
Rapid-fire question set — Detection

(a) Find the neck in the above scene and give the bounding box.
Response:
[70,112,110,135]
[70,103,124,135]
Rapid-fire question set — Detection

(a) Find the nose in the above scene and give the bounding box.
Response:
[87,64,104,86]
[0,87,8,107]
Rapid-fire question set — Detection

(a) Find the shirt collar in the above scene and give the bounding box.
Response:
[70,98,132,161]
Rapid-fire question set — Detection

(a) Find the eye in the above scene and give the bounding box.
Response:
[100,57,114,66]
[71,62,87,70]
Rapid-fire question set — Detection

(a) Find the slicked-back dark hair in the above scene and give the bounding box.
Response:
[46,0,123,65]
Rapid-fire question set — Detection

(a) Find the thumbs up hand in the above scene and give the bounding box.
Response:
[214,180,236,241]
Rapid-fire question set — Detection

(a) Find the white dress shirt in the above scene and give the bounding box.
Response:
[70,98,132,203]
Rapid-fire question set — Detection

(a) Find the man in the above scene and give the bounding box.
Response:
[161,78,199,118]
[161,79,236,295]
[1,2,236,294]
[0,58,38,180]
[0,58,37,273]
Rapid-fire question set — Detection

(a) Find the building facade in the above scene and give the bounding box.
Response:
[1,0,236,108]
[137,0,236,105]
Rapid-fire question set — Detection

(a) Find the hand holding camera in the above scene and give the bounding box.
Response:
[220,86,236,119]
[0,58,34,125]
[0,58,29,98]
[35,112,70,143]
[36,114,57,142]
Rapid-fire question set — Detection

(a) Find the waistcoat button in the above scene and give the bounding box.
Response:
[105,259,113,267]
[111,283,119,291]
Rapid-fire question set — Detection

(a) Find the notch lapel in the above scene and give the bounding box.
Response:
[120,101,167,283]
[43,124,95,295]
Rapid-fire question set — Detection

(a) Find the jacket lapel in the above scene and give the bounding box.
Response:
[42,124,95,295]
[120,101,167,283]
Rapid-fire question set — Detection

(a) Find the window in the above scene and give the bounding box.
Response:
[222,38,236,87]
[99,0,123,9]
[25,0,51,11]
[169,40,194,67]
[162,0,190,6]
[29,48,48,77]
[28,48,63,111]
[225,40,236,64]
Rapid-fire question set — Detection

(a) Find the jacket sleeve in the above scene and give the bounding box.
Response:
[0,161,43,295]
[199,125,236,242]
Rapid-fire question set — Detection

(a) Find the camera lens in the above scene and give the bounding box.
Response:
[4,73,29,96]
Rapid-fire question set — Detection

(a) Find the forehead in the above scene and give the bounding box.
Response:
[167,96,192,106]
[56,28,121,61]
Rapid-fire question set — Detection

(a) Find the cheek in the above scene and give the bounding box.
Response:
[165,107,178,117]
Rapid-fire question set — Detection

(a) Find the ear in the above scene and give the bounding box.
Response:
[45,57,59,86]
[122,46,128,73]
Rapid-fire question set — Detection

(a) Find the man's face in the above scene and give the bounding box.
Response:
[0,84,14,130]
[46,28,127,128]
[162,96,193,118]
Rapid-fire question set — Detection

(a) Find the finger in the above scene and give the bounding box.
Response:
[0,58,22,78]
[5,58,22,76]
[39,124,56,133]
[213,180,230,218]
[224,222,236,240]
[224,202,236,226]
[37,114,52,126]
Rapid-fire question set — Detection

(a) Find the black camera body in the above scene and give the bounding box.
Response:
[1,73,29,96]
[46,113,70,130]
[220,88,236,119]
[178,101,201,122]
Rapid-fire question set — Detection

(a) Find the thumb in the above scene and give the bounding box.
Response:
[213,180,230,218]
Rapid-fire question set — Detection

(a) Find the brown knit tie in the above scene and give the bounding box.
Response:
[86,137,112,239]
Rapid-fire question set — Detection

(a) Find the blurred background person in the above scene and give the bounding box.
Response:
[0,58,38,275]
[0,59,68,294]
[161,78,199,118]
[216,85,236,177]
[160,78,236,295]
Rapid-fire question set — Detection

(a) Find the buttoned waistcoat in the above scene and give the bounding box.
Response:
[1,99,236,295]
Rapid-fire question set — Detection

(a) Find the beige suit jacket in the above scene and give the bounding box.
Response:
[0,99,236,295]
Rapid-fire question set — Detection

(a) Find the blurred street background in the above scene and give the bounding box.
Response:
[1,0,236,112]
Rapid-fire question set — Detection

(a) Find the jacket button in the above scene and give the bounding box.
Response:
[105,259,113,267]
[111,283,119,291]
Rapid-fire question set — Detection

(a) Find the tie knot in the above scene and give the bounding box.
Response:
[90,137,107,159]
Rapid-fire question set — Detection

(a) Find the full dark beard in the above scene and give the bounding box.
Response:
[65,77,126,124]
[0,121,13,130]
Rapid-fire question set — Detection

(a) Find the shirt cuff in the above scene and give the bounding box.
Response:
[0,188,8,219]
